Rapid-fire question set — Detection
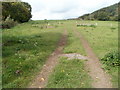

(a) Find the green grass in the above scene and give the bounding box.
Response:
[2,20,64,88]
[2,20,118,88]
[63,22,86,55]
[77,21,118,58]
[76,21,118,87]
[46,57,92,88]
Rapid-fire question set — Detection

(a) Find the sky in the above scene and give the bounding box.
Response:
[22,0,120,20]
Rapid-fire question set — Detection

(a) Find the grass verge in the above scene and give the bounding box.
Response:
[63,23,86,55]
[46,57,92,88]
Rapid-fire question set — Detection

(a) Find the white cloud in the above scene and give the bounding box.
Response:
[22,0,120,20]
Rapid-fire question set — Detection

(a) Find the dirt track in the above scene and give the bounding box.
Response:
[74,28,112,88]
[29,30,67,88]
[29,26,112,88]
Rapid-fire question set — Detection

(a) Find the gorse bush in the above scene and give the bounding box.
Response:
[1,2,32,29]
[2,2,32,23]
[101,51,119,68]
[2,16,18,29]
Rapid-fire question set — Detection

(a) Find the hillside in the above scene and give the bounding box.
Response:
[78,2,119,21]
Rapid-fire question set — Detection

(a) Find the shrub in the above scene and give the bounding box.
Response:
[90,25,96,28]
[101,51,119,68]
[110,27,116,30]
[2,2,32,23]
[2,16,18,29]
[77,24,81,27]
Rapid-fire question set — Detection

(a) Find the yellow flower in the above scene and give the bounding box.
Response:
[61,70,65,72]
[81,83,84,85]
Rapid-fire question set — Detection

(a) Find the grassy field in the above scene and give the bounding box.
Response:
[63,21,86,55]
[76,21,118,87]
[76,21,118,58]
[46,20,118,88]
[2,20,64,88]
[2,20,118,88]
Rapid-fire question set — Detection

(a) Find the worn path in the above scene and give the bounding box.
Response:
[29,25,112,88]
[74,28,112,88]
[29,30,67,88]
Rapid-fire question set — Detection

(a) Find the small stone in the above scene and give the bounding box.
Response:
[41,78,45,81]
[96,77,99,79]
[39,86,41,88]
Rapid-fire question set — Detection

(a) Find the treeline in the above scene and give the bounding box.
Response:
[78,2,120,21]
[1,1,32,29]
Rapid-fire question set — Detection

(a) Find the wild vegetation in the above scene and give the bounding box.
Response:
[2,20,64,88]
[1,1,32,29]
[2,20,118,88]
[78,2,119,21]
[1,1,119,89]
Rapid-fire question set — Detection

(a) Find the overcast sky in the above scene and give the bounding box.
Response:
[22,0,119,20]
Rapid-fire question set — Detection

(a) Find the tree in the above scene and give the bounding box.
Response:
[2,2,12,20]
[2,2,32,23]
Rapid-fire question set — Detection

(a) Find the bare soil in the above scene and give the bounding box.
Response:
[74,28,112,88]
[29,30,67,88]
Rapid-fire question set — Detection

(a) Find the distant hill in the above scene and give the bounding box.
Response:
[77,2,119,21]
